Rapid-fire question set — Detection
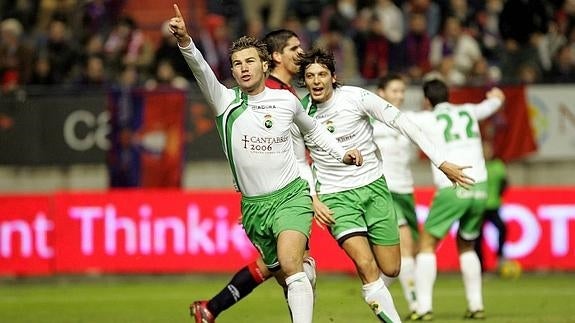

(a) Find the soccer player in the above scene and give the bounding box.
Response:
[168,6,362,323]
[190,29,318,322]
[475,140,508,272]
[409,79,505,321]
[293,48,474,323]
[372,74,419,315]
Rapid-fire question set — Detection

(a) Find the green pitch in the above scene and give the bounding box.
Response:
[0,273,573,322]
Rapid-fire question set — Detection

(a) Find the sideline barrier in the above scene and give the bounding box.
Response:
[1,187,574,276]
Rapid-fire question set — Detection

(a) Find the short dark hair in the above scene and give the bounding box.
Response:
[228,36,270,66]
[296,47,341,88]
[423,78,449,107]
[262,29,298,69]
[377,74,404,90]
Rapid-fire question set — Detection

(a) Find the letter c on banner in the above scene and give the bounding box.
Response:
[63,110,110,151]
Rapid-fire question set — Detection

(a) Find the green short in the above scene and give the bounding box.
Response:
[319,177,399,246]
[391,192,419,241]
[241,178,313,271]
[424,182,488,240]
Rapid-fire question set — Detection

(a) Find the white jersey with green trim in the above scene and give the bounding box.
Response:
[179,38,346,197]
[372,121,415,194]
[294,86,445,195]
[406,98,502,189]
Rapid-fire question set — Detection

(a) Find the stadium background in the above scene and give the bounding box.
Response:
[1,0,575,276]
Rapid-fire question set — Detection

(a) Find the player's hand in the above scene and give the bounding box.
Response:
[312,195,334,229]
[439,161,475,190]
[486,87,506,102]
[169,4,191,47]
[343,148,363,166]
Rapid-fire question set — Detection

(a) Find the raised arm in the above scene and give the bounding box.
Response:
[169,4,232,115]
[473,87,505,121]
[363,89,475,188]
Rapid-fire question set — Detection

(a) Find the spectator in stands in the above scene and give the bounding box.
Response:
[314,15,360,84]
[0,18,33,94]
[36,0,77,33]
[239,0,288,31]
[74,54,108,88]
[320,0,359,37]
[80,0,125,41]
[360,14,389,80]
[474,0,502,68]
[30,54,56,86]
[374,0,404,44]
[546,44,575,83]
[402,12,431,82]
[195,14,232,84]
[430,16,482,86]
[36,17,79,84]
[402,0,442,38]
[0,0,39,33]
[373,0,405,73]
[104,15,154,74]
[498,0,550,84]
[144,59,189,91]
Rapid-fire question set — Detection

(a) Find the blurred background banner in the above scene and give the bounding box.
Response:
[107,89,186,187]
[0,90,107,165]
[2,85,574,167]
[526,85,575,160]
[1,187,573,276]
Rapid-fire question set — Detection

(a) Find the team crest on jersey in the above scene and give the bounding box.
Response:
[326,120,335,133]
[264,114,273,128]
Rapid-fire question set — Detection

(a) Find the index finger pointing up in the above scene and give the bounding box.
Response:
[173,4,183,18]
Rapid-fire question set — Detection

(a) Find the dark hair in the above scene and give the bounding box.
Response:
[228,36,270,66]
[262,29,298,69]
[422,78,449,107]
[377,74,404,90]
[296,47,341,88]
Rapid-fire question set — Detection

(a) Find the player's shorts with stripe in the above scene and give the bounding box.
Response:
[391,192,419,241]
[241,177,313,271]
[424,182,488,240]
[319,177,399,246]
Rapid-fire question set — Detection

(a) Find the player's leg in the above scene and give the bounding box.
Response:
[276,230,313,323]
[458,184,487,319]
[489,207,507,263]
[412,230,439,320]
[239,178,312,323]
[190,257,270,321]
[392,192,419,313]
[324,179,401,322]
[413,187,468,320]
[273,177,315,323]
[341,236,401,323]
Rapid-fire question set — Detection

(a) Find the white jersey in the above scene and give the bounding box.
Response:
[372,121,415,194]
[407,98,502,189]
[179,39,346,197]
[294,86,445,195]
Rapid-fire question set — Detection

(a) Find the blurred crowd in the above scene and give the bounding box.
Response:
[2,0,575,97]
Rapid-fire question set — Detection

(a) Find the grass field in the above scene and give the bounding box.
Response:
[0,272,574,323]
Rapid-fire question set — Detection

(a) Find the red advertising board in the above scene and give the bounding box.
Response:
[0,194,54,276]
[0,188,574,276]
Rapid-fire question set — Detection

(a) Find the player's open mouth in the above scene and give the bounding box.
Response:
[311,87,323,95]
[241,75,251,81]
